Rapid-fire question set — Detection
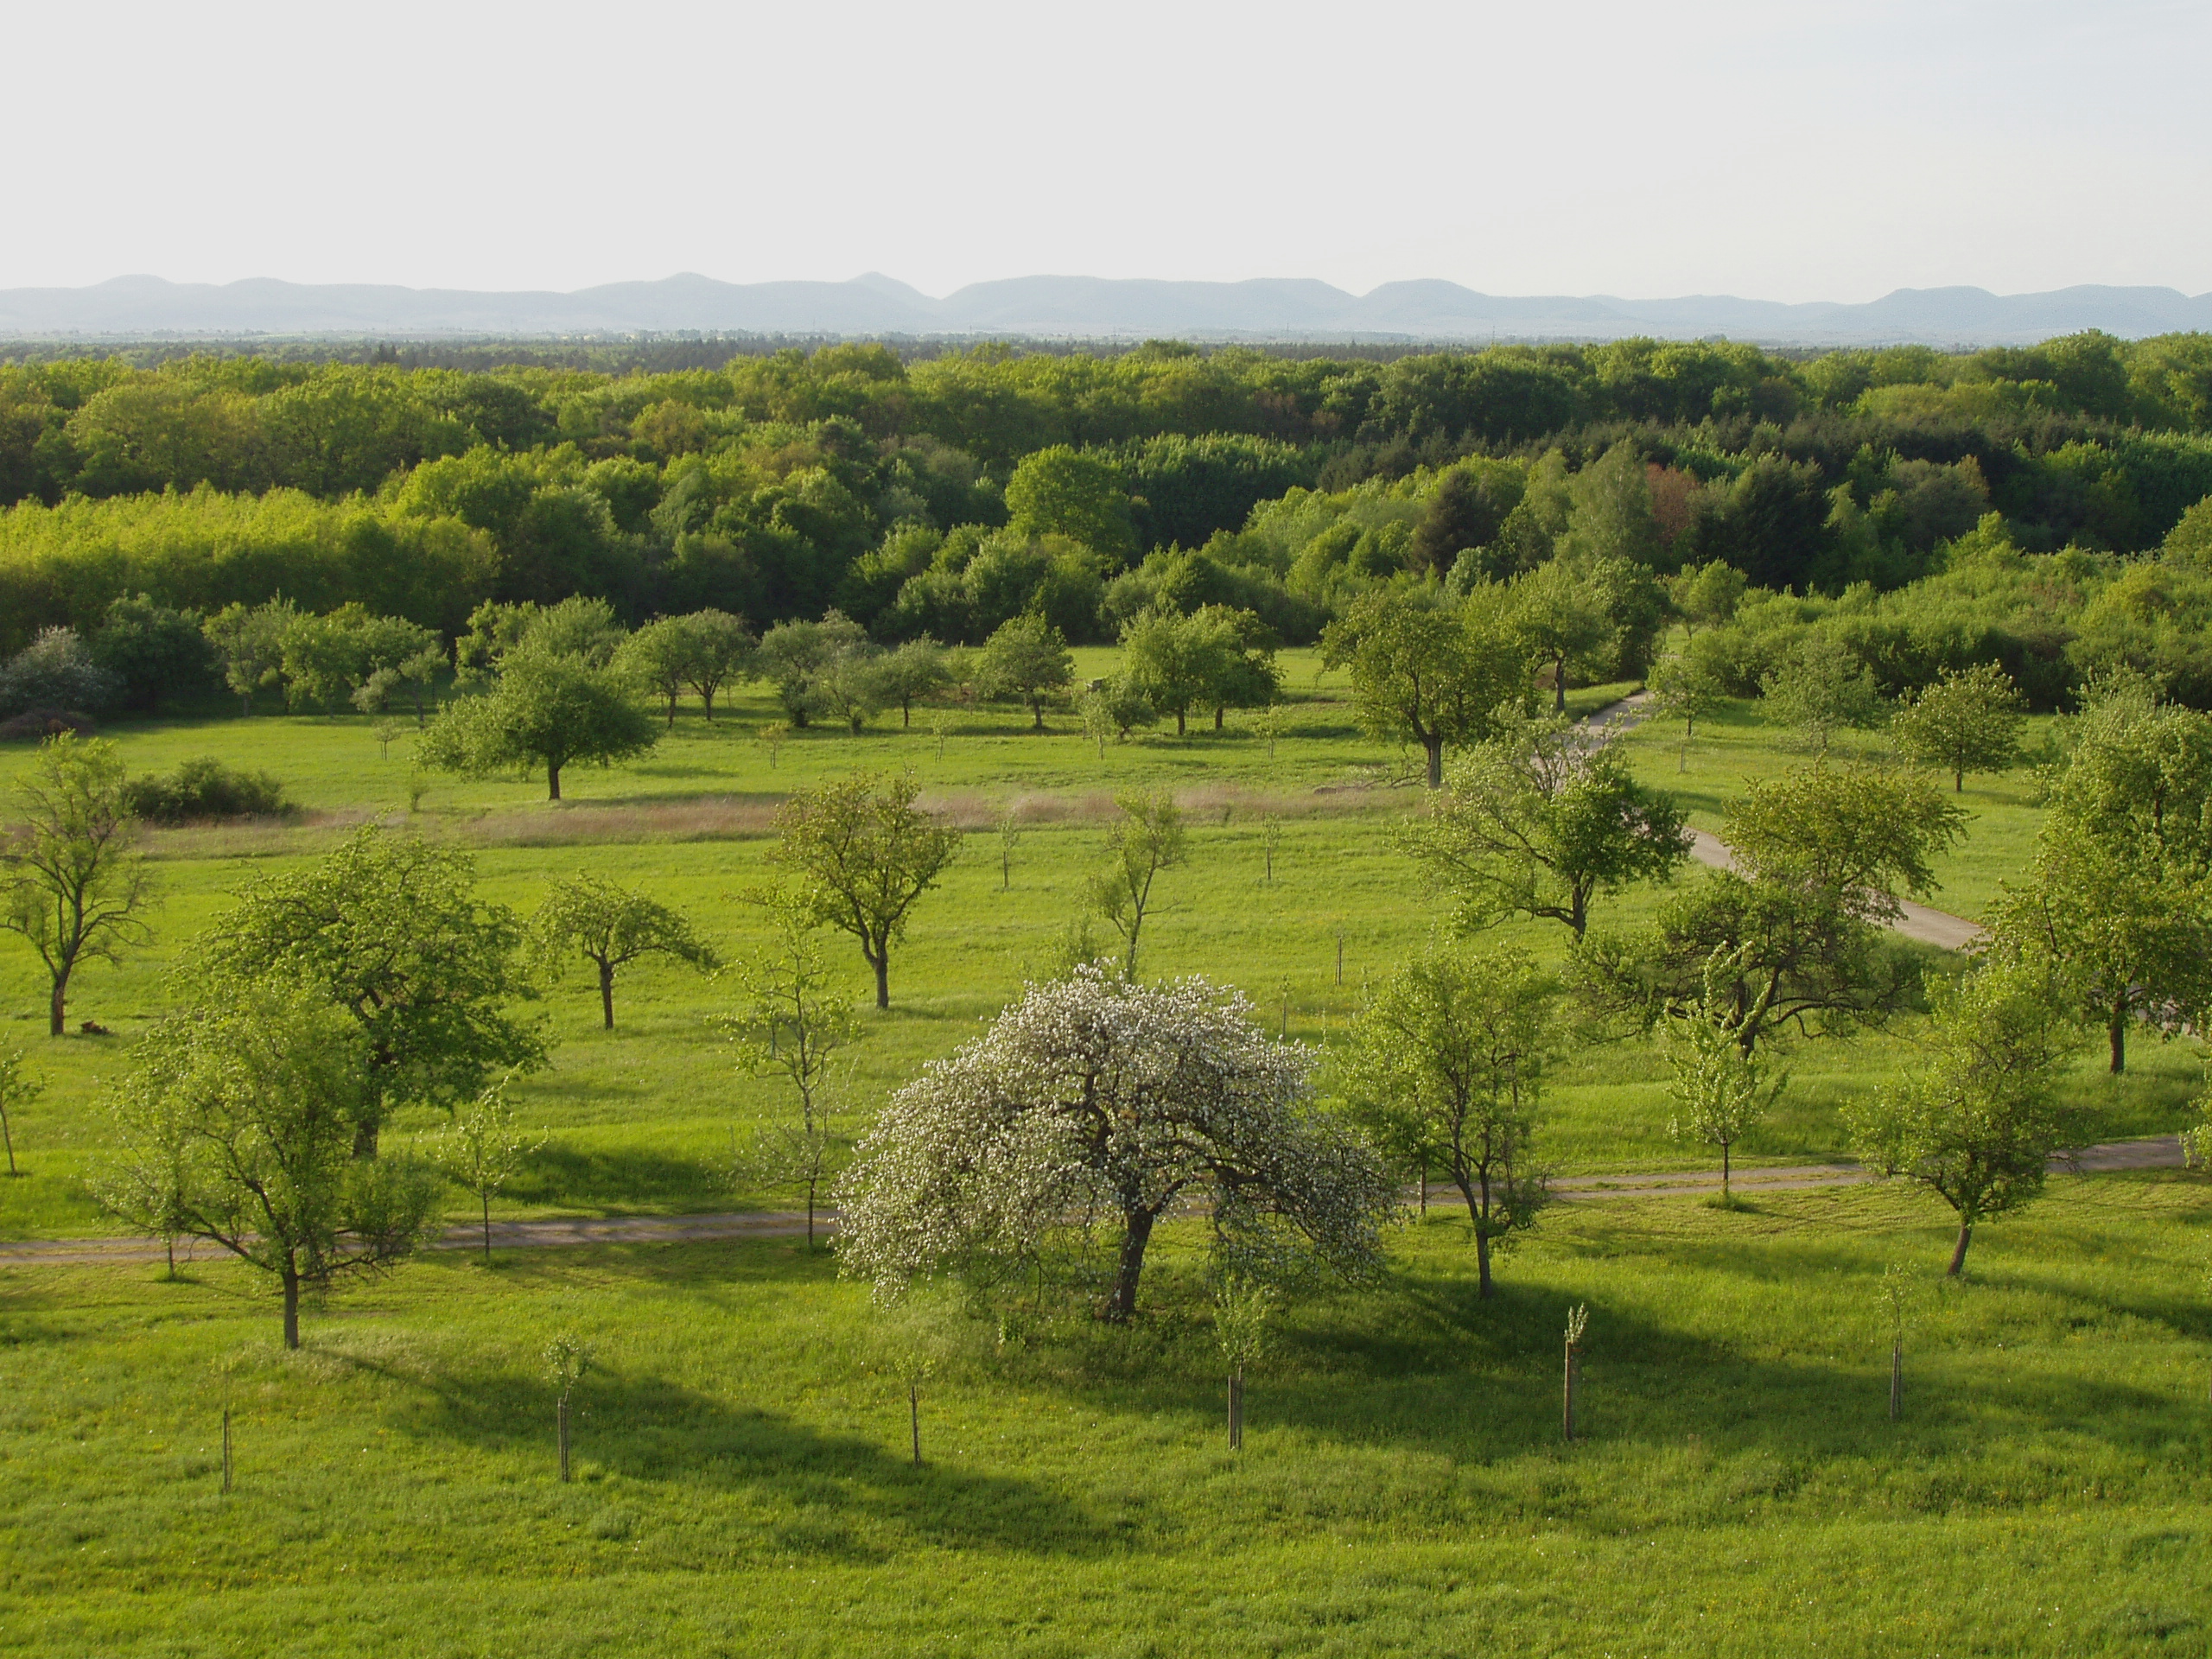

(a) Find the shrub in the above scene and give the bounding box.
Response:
[122,756,295,823]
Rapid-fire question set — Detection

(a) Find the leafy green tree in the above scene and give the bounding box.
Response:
[530,874,718,1029]
[279,605,438,713]
[1666,560,1747,638]
[875,637,950,728]
[1510,558,1618,714]
[1403,715,1690,939]
[203,599,296,715]
[718,889,862,1249]
[1344,943,1554,1297]
[0,627,117,715]
[1118,607,1224,737]
[88,593,213,712]
[1847,963,2087,1274]
[1576,763,1966,1056]
[0,1044,39,1176]
[194,826,545,1155]
[815,640,889,734]
[95,987,440,1347]
[1662,944,1787,1201]
[755,611,869,729]
[1320,590,1532,787]
[1760,634,1883,754]
[1410,462,1522,580]
[1088,790,1187,980]
[1,733,154,1035]
[1984,678,2212,1071]
[435,1080,543,1261]
[1003,445,1135,563]
[1195,606,1282,731]
[678,609,755,721]
[771,771,963,1009]
[977,614,1075,729]
[837,968,1394,1320]
[1891,662,2026,791]
[1648,649,1731,771]
[615,616,699,728]
[417,645,658,801]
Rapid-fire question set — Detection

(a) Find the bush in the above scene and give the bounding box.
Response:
[122,757,295,823]
[0,627,118,716]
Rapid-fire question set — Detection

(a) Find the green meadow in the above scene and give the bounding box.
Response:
[5,652,2211,1656]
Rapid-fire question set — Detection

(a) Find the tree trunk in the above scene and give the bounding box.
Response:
[599,961,616,1029]
[1475,1227,1493,1298]
[558,1396,571,1482]
[665,696,677,728]
[1721,1141,1732,1203]
[1214,706,1224,731]
[1562,1341,1579,1440]
[1947,1217,1973,1277]
[2108,1010,2126,1074]
[1229,1370,1243,1450]
[353,1118,380,1160]
[1954,767,1964,793]
[1033,700,1046,731]
[703,690,716,721]
[1553,658,1567,715]
[48,976,67,1038]
[1109,1208,1155,1321]
[1423,734,1444,790]
[1570,888,1588,939]
[481,1192,493,1262]
[871,948,890,1011]
[1175,709,1186,736]
[1889,1338,1902,1421]
[547,762,563,802]
[282,1265,301,1350]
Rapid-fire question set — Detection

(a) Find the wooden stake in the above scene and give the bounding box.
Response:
[1889,1339,1903,1421]
[557,1396,571,1483]
[910,1382,922,1466]
[221,1407,232,1494]
[1229,1370,1243,1451]
[1563,1341,1578,1441]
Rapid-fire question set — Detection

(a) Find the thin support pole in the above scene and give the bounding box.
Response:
[221,1407,233,1494]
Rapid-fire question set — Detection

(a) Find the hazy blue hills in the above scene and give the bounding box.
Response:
[3,272,2207,343]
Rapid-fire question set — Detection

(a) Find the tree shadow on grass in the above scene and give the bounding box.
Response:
[366,1352,1103,1561]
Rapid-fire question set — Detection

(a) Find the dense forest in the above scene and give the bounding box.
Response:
[4,330,2211,711]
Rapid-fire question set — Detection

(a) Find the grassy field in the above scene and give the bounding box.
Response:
[6,654,2212,1653]
[7,1175,2212,1656]
[0,654,2194,1242]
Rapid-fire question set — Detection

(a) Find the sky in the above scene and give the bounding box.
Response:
[7,0,2209,302]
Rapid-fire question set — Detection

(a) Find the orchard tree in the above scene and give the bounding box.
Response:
[203,600,296,715]
[1321,589,1532,787]
[1648,650,1731,771]
[95,988,440,1347]
[1760,635,1883,754]
[836,968,1395,1321]
[0,1044,38,1176]
[1119,607,1225,738]
[976,614,1075,730]
[1662,944,1787,1201]
[679,609,755,720]
[1891,663,2025,791]
[771,771,962,1009]
[435,1081,543,1262]
[1,733,155,1035]
[1847,963,2087,1275]
[1196,606,1282,731]
[194,826,545,1156]
[1510,557,1617,714]
[1984,677,2212,1071]
[756,612,869,729]
[530,874,718,1029]
[616,617,699,728]
[1575,762,1966,1055]
[815,642,890,734]
[1088,790,1187,980]
[1402,714,1690,939]
[876,638,950,728]
[719,889,862,1249]
[1344,944,1555,1297]
[417,645,658,801]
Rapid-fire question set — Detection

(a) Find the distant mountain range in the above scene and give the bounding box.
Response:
[3,272,2208,345]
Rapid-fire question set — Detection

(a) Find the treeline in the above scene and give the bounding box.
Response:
[3,334,2210,672]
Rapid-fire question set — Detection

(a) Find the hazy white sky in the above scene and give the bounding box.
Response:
[8,0,2208,301]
